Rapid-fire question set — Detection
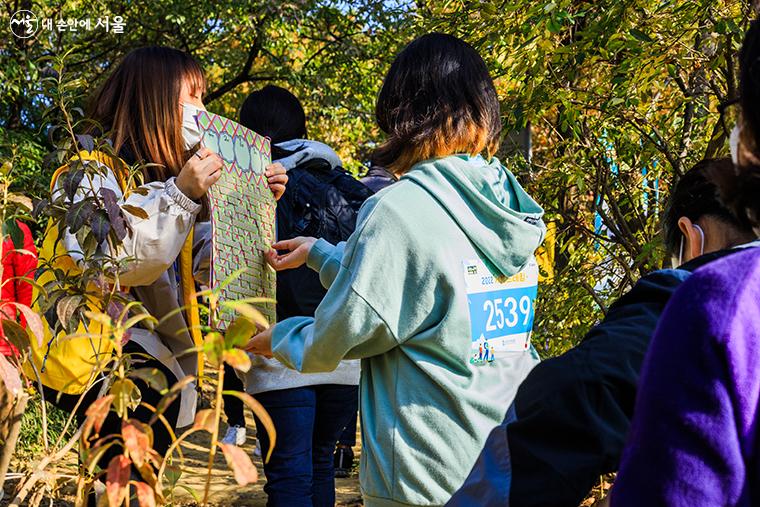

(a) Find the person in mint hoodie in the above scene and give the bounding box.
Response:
[244,33,546,506]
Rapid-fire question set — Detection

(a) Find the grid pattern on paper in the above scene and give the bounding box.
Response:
[196,111,276,328]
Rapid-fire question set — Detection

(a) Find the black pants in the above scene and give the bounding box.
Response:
[338,407,358,447]
[41,341,180,469]
[222,362,246,427]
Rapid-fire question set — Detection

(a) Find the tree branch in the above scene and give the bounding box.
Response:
[203,16,271,104]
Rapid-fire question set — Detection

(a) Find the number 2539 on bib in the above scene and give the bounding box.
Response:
[463,258,538,364]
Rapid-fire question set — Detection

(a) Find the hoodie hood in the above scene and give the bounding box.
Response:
[274,139,343,171]
[402,154,545,277]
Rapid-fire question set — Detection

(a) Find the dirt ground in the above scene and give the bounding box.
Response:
[173,411,363,507]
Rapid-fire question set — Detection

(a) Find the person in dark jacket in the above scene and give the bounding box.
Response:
[446,157,759,507]
[360,161,396,193]
[231,85,373,507]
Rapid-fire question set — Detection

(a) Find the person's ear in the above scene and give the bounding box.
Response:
[677,217,702,263]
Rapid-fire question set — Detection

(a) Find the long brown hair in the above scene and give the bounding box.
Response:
[88,46,208,215]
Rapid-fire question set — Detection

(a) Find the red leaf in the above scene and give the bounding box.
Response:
[106,455,131,506]
[0,353,21,395]
[122,419,152,467]
[83,394,114,439]
[220,443,258,486]
[134,481,156,507]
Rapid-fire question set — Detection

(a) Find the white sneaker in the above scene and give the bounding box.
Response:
[221,425,247,446]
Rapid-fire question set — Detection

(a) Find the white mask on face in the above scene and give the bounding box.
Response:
[181,102,205,150]
[730,124,741,165]
[675,223,705,267]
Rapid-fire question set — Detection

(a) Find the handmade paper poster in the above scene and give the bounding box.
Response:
[463,258,539,365]
[195,110,276,328]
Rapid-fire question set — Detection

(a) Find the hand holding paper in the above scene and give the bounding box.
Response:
[265,236,317,271]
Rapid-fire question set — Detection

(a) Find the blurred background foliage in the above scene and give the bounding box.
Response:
[0,0,751,355]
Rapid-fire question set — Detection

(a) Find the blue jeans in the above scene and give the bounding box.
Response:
[253,384,359,507]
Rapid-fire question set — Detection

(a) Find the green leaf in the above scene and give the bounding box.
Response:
[1,319,30,352]
[152,375,195,423]
[62,167,85,202]
[2,220,23,250]
[130,367,168,393]
[629,28,653,43]
[65,199,95,234]
[111,378,142,418]
[224,316,256,349]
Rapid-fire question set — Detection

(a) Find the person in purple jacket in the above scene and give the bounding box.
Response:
[611,20,760,507]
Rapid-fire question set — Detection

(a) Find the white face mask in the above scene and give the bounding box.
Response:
[181,102,205,150]
[730,124,741,165]
[674,223,705,267]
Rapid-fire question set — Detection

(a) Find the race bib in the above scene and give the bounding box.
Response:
[463,258,538,365]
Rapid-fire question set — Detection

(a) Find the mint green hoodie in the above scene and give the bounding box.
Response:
[271,154,545,506]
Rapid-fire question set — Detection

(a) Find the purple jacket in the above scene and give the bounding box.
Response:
[611,245,760,506]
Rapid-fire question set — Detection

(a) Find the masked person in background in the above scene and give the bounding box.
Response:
[447,158,758,507]
[25,47,286,504]
[244,33,546,507]
[611,20,760,506]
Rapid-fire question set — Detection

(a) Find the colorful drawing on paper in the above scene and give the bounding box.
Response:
[196,110,276,328]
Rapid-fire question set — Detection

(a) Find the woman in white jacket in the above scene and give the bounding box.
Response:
[28,46,287,485]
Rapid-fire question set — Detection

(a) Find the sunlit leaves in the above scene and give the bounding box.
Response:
[83,394,114,439]
[106,455,131,506]
[122,419,153,467]
[193,408,216,433]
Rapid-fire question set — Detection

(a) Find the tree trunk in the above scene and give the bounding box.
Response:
[0,380,29,502]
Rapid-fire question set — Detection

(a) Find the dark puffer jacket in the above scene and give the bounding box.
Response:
[274,139,374,320]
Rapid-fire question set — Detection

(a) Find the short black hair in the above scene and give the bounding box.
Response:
[662,158,749,255]
[239,85,307,144]
[373,33,501,173]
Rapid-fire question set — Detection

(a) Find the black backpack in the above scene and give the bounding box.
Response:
[275,157,374,319]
